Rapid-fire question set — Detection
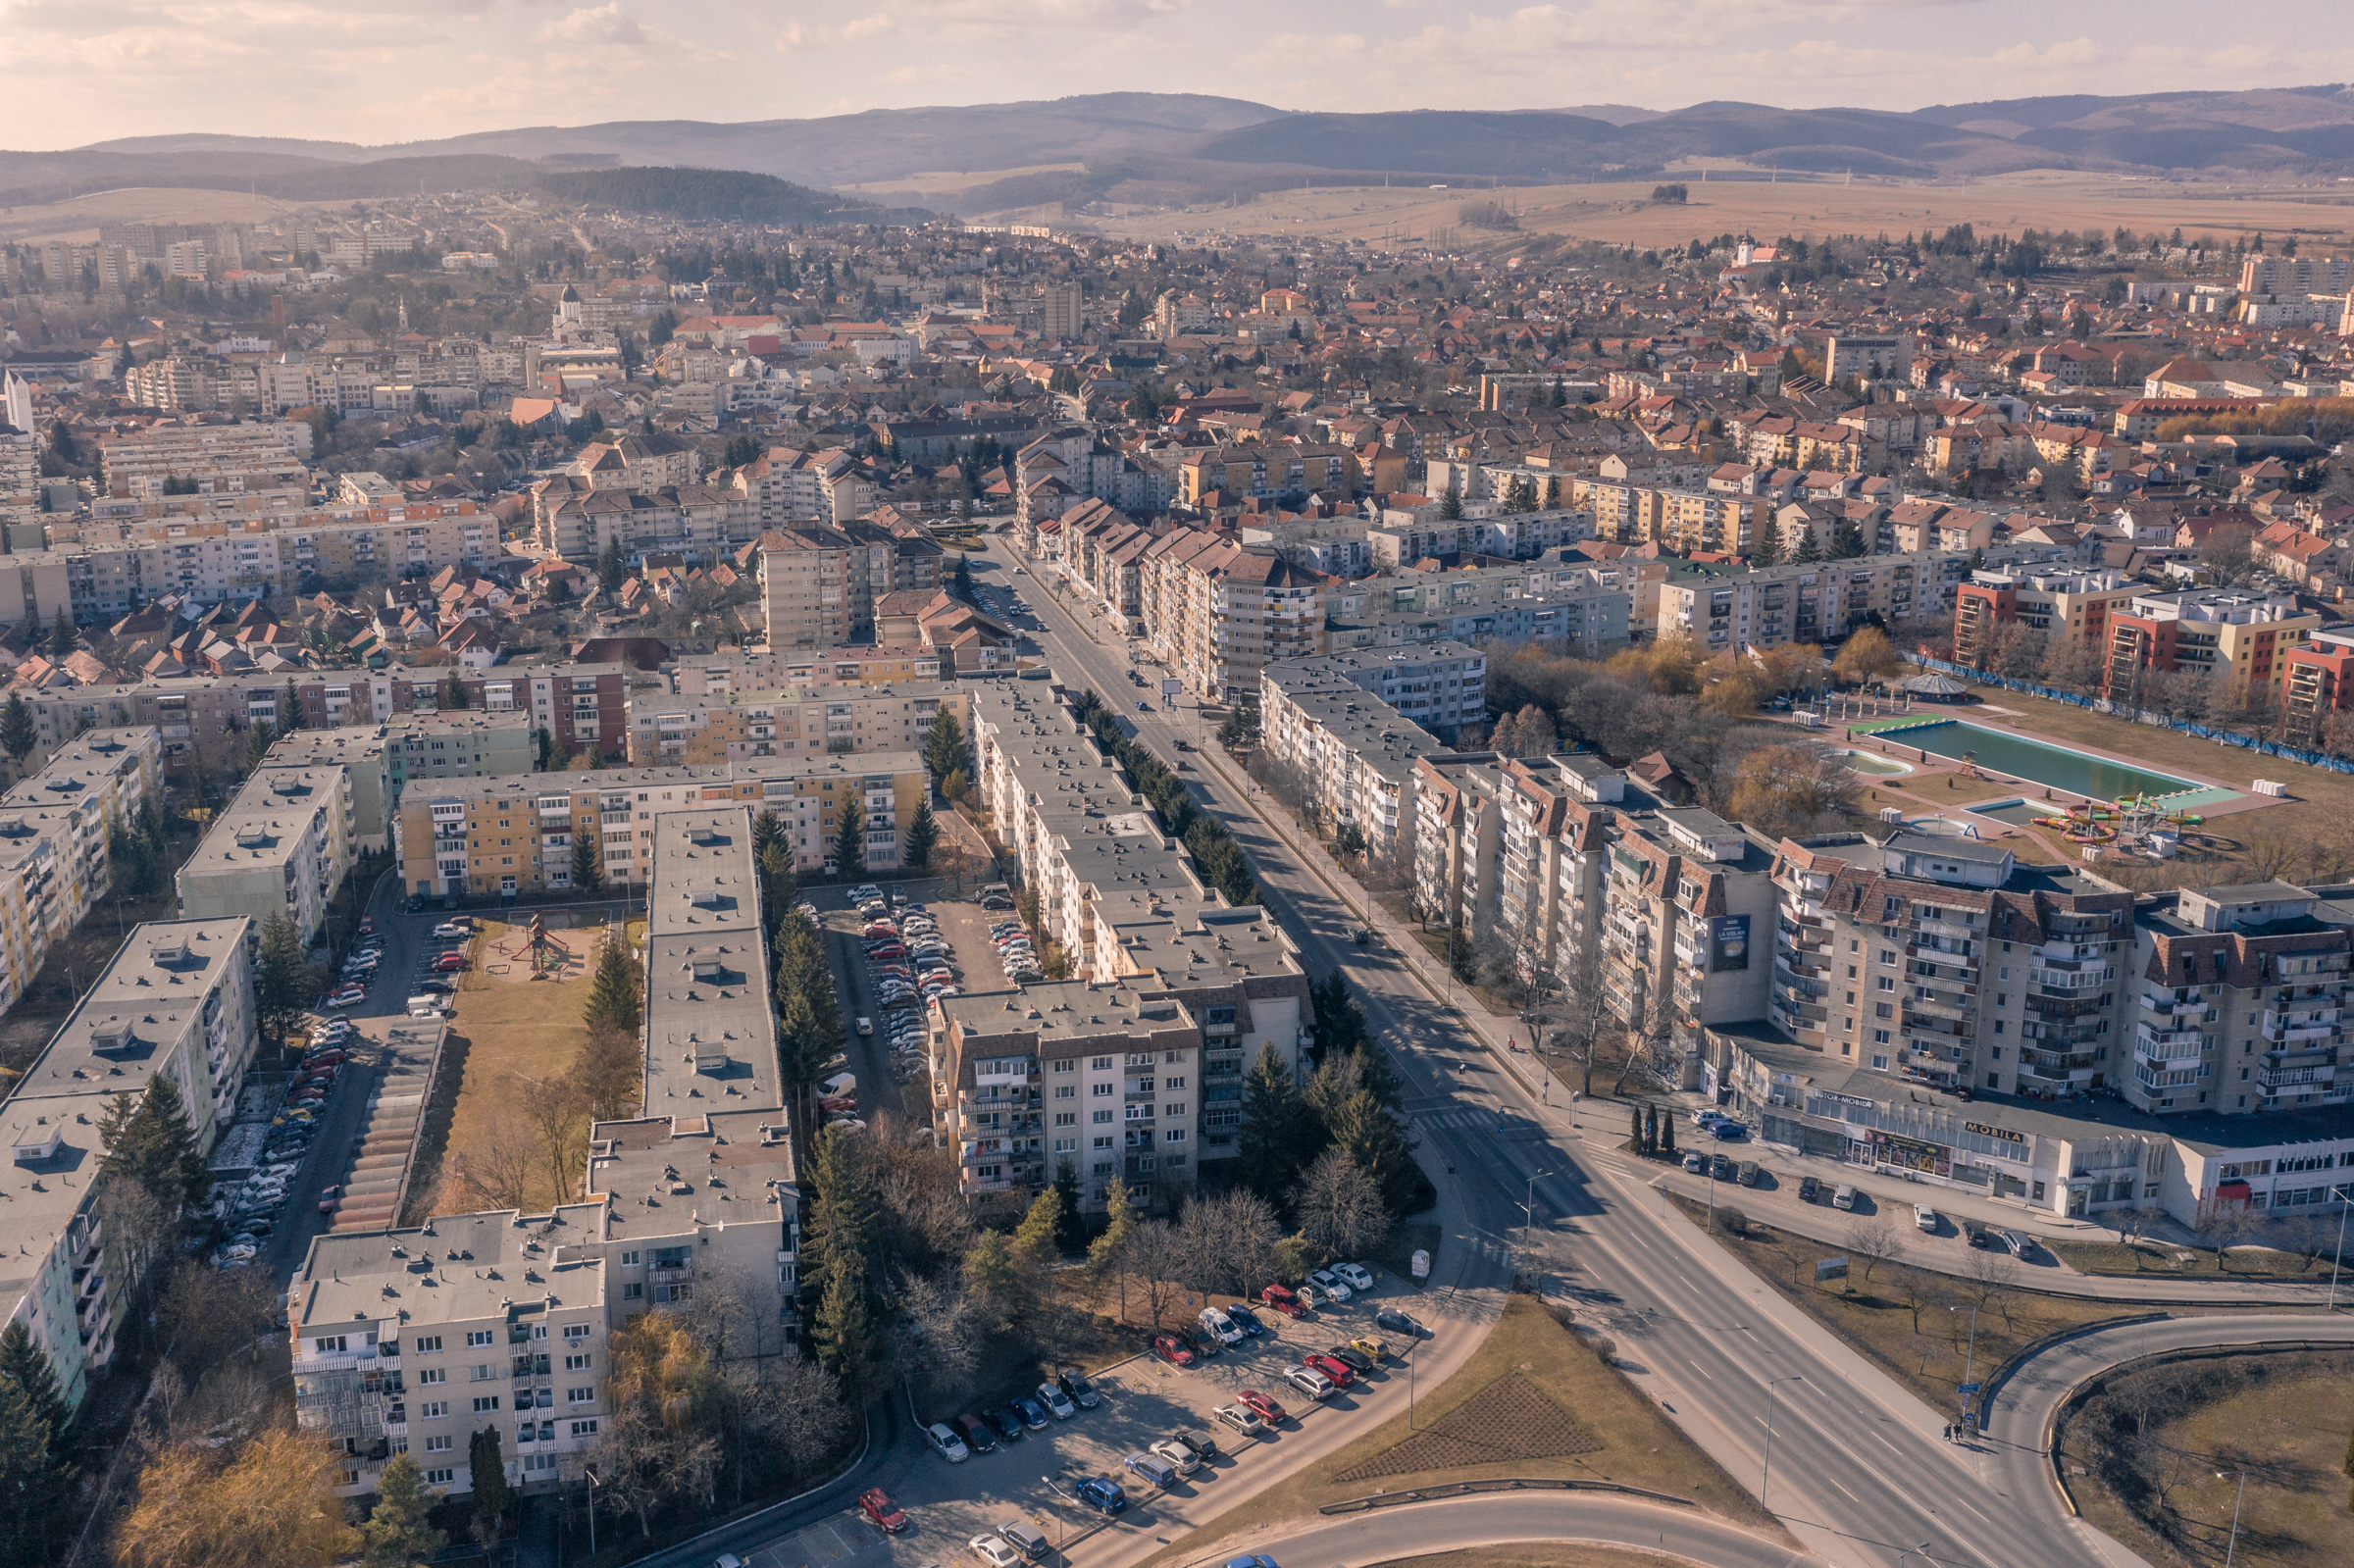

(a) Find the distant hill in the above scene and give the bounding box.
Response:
[16,85,2354,223]
[536,167,926,225]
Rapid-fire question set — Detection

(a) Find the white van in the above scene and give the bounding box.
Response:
[406,994,449,1014]
[821,1071,856,1098]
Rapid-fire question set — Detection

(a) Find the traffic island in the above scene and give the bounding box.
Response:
[1132,1294,1794,1568]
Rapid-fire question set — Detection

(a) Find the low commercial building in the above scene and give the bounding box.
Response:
[2,919,256,1414]
[177,765,354,942]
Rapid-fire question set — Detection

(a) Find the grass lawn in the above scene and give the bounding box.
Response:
[435,917,626,1211]
[1663,1195,2289,1423]
[2045,1239,2334,1279]
[2059,1347,2354,1568]
[1135,1294,1791,1568]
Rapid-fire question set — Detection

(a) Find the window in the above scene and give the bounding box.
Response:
[568,1387,595,1404]
[1053,1059,1074,1073]
[473,1395,501,1413]
[414,1336,442,1352]
[313,1336,347,1353]
[424,1436,452,1453]
[425,1468,456,1487]
[1053,1112,1075,1126]
[565,1354,591,1372]
[1093,1136,1113,1149]
[572,1419,600,1439]
[623,1283,643,1300]
[1164,1076,1186,1089]
[620,1251,640,1267]
[1054,1085,1075,1099]
[1875,976,1895,990]
[1871,1053,1891,1070]
[1091,1056,1111,1070]
[466,1331,494,1347]
[1092,1082,1112,1096]
[470,1365,495,1381]
[1166,1128,1187,1142]
[419,1400,448,1419]
[416,1369,445,1386]
[564,1324,589,1341]
[1092,1109,1111,1124]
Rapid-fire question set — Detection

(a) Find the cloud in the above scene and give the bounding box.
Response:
[537,3,649,44]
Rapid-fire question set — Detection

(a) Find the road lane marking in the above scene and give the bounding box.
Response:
[1687,1360,1712,1380]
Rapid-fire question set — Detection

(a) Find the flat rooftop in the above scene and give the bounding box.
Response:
[642,806,777,1113]
[190,766,343,871]
[295,1208,606,1332]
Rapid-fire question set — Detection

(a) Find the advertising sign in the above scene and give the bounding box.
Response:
[1160,679,1182,695]
[1710,914,1751,973]
[1815,1256,1849,1282]
[1410,1249,1431,1280]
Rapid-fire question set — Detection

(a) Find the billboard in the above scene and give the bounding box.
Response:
[1160,679,1182,695]
[1709,914,1751,972]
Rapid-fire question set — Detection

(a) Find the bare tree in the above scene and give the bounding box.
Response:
[1178,1189,1281,1298]
[893,1269,979,1406]
[450,1104,539,1210]
[1125,1219,1190,1331]
[1297,1148,1388,1258]
[1554,943,1615,1096]
[520,1073,589,1206]
[1843,1210,1900,1284]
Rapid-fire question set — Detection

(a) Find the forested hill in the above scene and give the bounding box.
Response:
[535,167,928,225]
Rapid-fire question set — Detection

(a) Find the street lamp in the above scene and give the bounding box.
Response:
[1518,1170,1553,1278]
[2217,1470,2249,1567]
[1761,1376,1804,1509]
[1948,1302,1981,1433]
[582,1467,600,1557]
[2327,1183,2354,1311]
[1893,1543,1935,1568]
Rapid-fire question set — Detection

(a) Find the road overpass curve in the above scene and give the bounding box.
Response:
[1186,1492,1824,1568]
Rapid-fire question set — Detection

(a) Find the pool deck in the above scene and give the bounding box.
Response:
[1841,712,2255,816]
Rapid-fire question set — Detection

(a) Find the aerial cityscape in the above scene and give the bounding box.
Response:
[6,14,2354,1568]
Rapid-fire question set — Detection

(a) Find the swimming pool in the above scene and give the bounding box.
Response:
[1850,719,2237,807]
[1834,748,1912,777]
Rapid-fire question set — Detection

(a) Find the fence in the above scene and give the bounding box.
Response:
[1904,653,2354,777]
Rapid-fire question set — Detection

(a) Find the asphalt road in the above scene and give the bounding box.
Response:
[979,538,2178,1568]
[1182,1491,1823,1568]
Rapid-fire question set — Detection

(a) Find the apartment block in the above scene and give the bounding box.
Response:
[2103,589,2319,705]
[1770,833,2132,1100]
[1323,565,1629,661]
[2129,882,2354,1118]
[627,681,968,767]
[2281,628,2354,749]
[178,765,355,943]
[1134,532,1324,707]
[666,648,946,694]
[1263,643,1487,740]
[382,709,537,806]
[96,422,312,500]
[2,920,256,1415]
[1952,567,2140,667]
[0,726,161,996]
[1260,671,1450,870]
[392,753,925,897]
[1495,755,1622,980]
[1600,806,1778,1089]
[1657,554,1970,651]
[258,728,389,853]
[1412,754,1507,934]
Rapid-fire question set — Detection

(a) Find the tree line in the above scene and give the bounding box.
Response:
[1068,689,1256,906]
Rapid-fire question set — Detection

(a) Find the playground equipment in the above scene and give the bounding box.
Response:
[520,915,572,980]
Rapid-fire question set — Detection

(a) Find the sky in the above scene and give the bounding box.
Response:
[10,0,2354,150]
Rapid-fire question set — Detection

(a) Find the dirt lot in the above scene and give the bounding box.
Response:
[2059,1346,2354,1568]
[1138,1294,1789,1567]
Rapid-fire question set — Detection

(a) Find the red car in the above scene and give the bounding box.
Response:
[1303,1353,1356,1390]
[857,1488,907,1534]
[318,1186,341,1213]
[1236,1389,1287,1424]
[1258,1284,1306,1318]
[356,918,375,936]
[868,945,905,961]
[1151,1332,1197,1368]
[433,953,466,972]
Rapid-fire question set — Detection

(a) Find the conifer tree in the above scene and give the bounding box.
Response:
[570,833,603,892]
[1237,1043,1312,1208]
[357,1453,444,1568]
[904,798,938,870]
[0,694,34,769]
[833,789,866,877]
[467,1427,513,1548]
[582,935,640,1036]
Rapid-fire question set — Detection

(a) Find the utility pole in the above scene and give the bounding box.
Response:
[1762,1377,1804,1509]
[2218,1469,2248,1567]
[2328,1182,2353,1310]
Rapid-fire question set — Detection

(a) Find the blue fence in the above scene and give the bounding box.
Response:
[1903,654,2354,777]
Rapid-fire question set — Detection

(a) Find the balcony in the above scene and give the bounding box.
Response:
[1915,917,1975,942]
[1904,996,1968,1023]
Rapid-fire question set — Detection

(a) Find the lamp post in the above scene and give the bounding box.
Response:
[1519,1170,1553,1279]
[582,1467,600,1558]
[1893,1543,1934,1568]
[2328,1183,2354,1311]
[2218,1469,2249,1567]
[1761,1376,1804,1509]
[1949,1302,1981,1432]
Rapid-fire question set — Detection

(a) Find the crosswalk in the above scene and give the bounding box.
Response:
[1408,1101,1554,1140]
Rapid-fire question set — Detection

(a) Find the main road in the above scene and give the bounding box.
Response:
[976,537,2162,1568]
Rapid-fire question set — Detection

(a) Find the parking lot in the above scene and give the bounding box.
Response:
[725,1278,1434,1568]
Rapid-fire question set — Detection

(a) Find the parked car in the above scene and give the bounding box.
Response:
[1694,1107,1728,1128]
[1736,1160,1761,1187]
[968,1534,1022,1568]
[1373,1306,1421,1338]
[1058,1372,1101,1409]
[1236,1389,1287,1423]
[1072,1476,1125,1514]
[1349,1336,1392,1363]
[1225,1302,1266,1337]
[2000,1229,2033,1258]
[1832,1184,1858,1210]
[1281,1366,1336,1401]
[1303,1353,1356,1389]
[1963,1219,1994,1248]
[1151,1332,1197,1368]
[1308,1268,1353,1301]
[1010,1393,1050,1430]
[1798,1175,1819,1202]
[1124,1451,1179,1490]
[431,921,470,938]
[1036,1383,1075,1420]
[1682,1149,1707,1173]
[954,1413,998,1453]
[858,1489,908,1533]
[1214,1403,1265,1437]
[1915,1204,1940,1233]
[1198,1307,1243,1346]
[1334,1262,1375,1291]
[925,1422,970,1463]
[1149,1438,1199,1476]
[1324,1343,1374,1375]
[998,1521,1050,1563]
[1172,1429,1220,1463]
[1711,1120,1748,1140]
[1258,1284,1306,1318]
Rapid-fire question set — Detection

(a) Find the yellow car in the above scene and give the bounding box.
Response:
[1349,1336,1392,1363]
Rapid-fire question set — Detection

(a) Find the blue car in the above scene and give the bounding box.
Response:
[1011,1393,1050,1430]
[1711,1121,1748,1140]
[1224,1303,1267,1337]
[1074,1476,1127,1514]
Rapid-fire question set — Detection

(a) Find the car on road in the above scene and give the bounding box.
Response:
[1236,1389,1287,1424]
[955,1413,998,1453]
[1308,1268,1352,1301]
[1058,1371,1101,1409]
[1798,1175,1819,1202]
[1334,1262,1375,1291]
[1258,1284,1306,1318]
[317,1186,341,1213]
[1915,1204,1939,1233]
[1151,1332,1197,1368]
[1214,1403,1265,1437]
[1281,1366,1335,1401]
[924,1422,970,1462]
[855,1017,873,1035]
[1303,1353,1356,1389]
[1324,1343,1374,1374]
[858,1489,908,1533]
[1072,1475,1126,1514]
[1224,1302,1266,1337]
[1373,1307,1421,1338]
[1011,1393,1050,1430]
[968,1534,1022,1568]
[1036,1383,1075,1420]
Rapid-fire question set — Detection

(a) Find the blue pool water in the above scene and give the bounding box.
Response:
[1852,719,2233,806]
